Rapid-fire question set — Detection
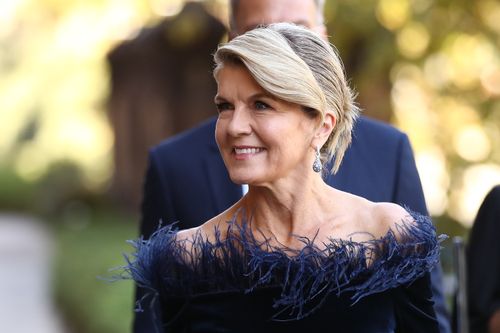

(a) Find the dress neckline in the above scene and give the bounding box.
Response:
[123,210,445,320]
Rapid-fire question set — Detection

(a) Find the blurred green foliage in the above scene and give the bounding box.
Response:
[53,208,137,333]
[0,167,36,211]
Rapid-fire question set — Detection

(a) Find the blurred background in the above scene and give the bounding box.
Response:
[0,0,499,332]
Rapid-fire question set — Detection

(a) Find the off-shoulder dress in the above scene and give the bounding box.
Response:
[122,212,445,333]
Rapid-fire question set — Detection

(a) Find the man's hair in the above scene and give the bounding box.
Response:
[229,0,326,32]
[214,23,359,174]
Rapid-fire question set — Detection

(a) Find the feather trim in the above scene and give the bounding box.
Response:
[120,211,445,321]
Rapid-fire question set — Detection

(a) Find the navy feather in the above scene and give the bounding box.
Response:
[120,211,446,321]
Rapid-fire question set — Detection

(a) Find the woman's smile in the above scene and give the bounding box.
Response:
[233,146,266,160]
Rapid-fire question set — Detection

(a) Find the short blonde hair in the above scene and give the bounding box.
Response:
[214,23,360,174]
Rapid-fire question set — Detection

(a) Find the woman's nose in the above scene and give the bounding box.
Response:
[227,108,252,136]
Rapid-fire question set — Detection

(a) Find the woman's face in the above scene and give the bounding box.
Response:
[215,64,318,186]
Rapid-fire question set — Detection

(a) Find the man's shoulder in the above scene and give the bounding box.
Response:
[335,116,411,181]
[151,117,217,157]
[354,116,406,142]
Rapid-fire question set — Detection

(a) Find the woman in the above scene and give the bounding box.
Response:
[125,23,443,332]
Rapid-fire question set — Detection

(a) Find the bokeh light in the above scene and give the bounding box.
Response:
[376,0,410,30]
[477,0,500,35]
[453,125,491,162]
[416,147,449,216]
[423,52,453,90]
[448,164,500,226]
[396,21,430,59]
[444,33,495,90]
[480,64,500,96]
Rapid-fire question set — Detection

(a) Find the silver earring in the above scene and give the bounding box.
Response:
[312,146,322,173]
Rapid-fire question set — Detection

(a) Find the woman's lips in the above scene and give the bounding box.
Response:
[232,146,265,160]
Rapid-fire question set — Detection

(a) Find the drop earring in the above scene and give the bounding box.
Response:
[312,146,322,173]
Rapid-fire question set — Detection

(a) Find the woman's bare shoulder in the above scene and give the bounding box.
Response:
[175,212,234,243]
[333,192,412,241]
[176,226,201,242]
[370,202,413,240]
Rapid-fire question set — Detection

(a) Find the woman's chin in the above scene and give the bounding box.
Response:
[228,173,262,186]
[229,176,253,185]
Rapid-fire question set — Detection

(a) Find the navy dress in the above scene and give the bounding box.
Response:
[125,213,444,333]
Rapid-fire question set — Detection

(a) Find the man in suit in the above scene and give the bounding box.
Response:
[135,0,451,332]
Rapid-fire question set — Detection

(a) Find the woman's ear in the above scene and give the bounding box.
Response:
[314,113,336,147]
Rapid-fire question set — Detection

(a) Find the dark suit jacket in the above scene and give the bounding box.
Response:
[467,185,500,333]
[135,116,451,333]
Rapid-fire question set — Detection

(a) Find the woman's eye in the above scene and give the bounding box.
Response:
[215,102,232,112]
[254,101,270,110]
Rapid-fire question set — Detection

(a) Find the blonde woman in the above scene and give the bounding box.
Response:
[125,23,443,332]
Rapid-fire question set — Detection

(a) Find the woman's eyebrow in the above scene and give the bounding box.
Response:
[248,92,276,101]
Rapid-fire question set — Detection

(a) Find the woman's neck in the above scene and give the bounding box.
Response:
[238,173,335,244]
